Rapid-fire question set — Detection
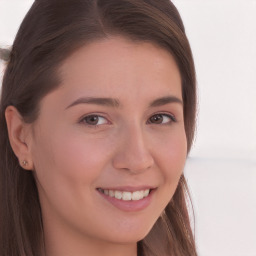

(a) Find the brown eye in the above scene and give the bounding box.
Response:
[148,114,176,124]
[81,115,108,126]
[149,114,163,124]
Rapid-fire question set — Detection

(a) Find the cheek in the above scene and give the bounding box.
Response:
[155,128,187,189]
[168,133,187,169]
[157,127,187,169]
[36,134,112,182]
[31,123,117,197]
[31,127,115,221]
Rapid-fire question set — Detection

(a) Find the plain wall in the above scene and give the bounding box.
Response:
[173,1,256,255]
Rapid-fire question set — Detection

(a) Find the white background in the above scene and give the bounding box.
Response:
[1,0,256,255]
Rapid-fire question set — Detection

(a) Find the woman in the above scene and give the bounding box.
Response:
[0,0,197,255]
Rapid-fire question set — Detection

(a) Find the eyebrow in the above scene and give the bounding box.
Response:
[65,95,183,110]
[149,96,183,107]
[65,97,120,109]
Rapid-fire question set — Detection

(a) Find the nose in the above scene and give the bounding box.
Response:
[112,125,154,174]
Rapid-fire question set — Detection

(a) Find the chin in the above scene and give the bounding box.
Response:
[101,221,155,244]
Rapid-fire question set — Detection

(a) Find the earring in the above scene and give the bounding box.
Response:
[22,160,28,166]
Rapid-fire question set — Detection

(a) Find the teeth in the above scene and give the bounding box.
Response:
[101,189,150,201]
[122,192,132,201]
[109,190,115,197]
[114,191,122,200]
[132,191,144,200]
[143,189,150,197]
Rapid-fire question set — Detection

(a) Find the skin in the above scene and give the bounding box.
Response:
[6,36,187,256]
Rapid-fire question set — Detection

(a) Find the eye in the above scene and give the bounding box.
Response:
[148,113,176,124]
[80,115,108,126]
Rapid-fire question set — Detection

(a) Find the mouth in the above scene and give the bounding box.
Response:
[97,188,153,201]
[96,186,156,212]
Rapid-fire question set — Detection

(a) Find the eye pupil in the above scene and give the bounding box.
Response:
[85,115,99,125]
[150,114,163,124]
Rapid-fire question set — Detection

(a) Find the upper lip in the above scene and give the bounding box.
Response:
[97,186,157,192]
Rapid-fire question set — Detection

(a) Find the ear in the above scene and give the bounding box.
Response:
[5,106,34,170]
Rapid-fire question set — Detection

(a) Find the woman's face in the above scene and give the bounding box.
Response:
[29,36,187,245]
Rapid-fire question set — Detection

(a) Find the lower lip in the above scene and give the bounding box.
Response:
[97,190,155,212]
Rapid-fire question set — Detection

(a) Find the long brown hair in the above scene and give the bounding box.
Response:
[0,0,197,255]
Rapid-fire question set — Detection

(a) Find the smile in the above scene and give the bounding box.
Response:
[97,188,150,201]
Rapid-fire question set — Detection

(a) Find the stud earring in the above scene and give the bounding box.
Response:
[22,160,28,166]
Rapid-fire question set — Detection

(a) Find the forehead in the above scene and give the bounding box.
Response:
[55,36,182,105]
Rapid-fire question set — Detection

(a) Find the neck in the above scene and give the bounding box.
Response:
[44,237,137,256]
[42,216,137,256]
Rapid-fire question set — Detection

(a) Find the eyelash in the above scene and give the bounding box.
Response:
[79,113,177,128]
[147,113,177,125]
